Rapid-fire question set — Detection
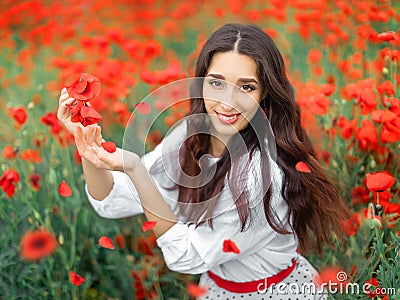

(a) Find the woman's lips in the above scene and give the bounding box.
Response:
[215,111,241,124]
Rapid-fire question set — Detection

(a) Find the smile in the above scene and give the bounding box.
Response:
[215,112,241,124]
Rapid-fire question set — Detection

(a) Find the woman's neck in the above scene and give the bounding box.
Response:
[209,135,230,157]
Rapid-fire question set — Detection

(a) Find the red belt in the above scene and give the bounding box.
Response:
[207,259,297,293]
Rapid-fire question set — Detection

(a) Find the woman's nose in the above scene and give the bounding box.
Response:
[219,100,236,112]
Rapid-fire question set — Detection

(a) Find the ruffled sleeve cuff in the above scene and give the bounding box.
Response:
[85,170,144,219]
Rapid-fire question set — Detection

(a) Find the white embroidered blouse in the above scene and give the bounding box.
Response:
[85,121,298,282]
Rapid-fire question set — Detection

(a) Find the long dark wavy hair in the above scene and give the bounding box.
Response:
[176,23,349,254]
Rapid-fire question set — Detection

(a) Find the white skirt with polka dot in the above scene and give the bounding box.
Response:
[197,255,327,300]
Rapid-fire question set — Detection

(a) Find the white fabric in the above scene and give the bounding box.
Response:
[85,121,300,283]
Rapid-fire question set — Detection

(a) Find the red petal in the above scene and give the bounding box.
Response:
[295,161,311,173]
[69,271,86,286]
[99,236,115,250]
[66,100,84,115]
[80,106,102,126]
[80,72,99,83]
[377,31,396,42]
[365,172,395,192]
[80,106,102,118]
[58,180,72,197]
[187,283,208,297]
[141,221,157,232]
[222,239,240,254]
[135,102,151,115]
[65,73,101,102]
[73,79,88,94]
[101,141,116,153]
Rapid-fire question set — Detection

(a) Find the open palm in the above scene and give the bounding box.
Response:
[74,126,140,173]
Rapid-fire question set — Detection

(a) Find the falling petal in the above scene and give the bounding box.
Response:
[295,161,311,173]
[222,239,240,254]
[187,283,208,297]
[69,271,86,286]
[99,236,115,250]
[142,221,157,232]
[58,180,72,197]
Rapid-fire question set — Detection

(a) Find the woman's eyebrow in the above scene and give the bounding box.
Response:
[206,73,258,84]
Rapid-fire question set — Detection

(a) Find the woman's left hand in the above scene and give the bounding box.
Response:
[74,126,141,173]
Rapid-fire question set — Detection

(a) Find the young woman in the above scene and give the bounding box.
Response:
[58,23,348,299]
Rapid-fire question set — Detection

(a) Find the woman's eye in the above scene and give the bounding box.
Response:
[209,79,224,89]
[240,84,255,92]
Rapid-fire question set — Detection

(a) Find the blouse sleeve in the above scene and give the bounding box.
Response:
[85,120,188,219]
[156,151,289,274]
[85,140,164,219]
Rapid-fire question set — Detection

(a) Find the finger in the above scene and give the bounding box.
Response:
[88,146,110,169]
[81,146,105,168]
[74,126,88,155]
[59,98,76,113]
[59,87,68,97]
[59,92,70,103]
[85,126,98,145]
[58,97,77,119]
[95,126,105,145]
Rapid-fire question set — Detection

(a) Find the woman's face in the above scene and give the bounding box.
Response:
[203,51,262,143]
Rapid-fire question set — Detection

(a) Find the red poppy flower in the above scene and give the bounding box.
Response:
[101,141,116,153]
[376,81,395,96]
[187,283,208,297]
[337,116,357,140]
[351,186,371,205]
[115,234,126,249]
[29,173,41,191]
[222,239,240,254]
[0,169,20,198]
[99,236,115,250]
[377,31,396,42]
[295,161,311,173]
[320,83,335,96]
[2,145,17,160]
[58,180,72,197]
[66,100,103,127]
[41,112,63,134]
[371,110,396,124]
[307,48,322,63]
[342,212,361,236]
[365,172,395,192]
[20,149,42,163]
[69,271,86,286]
[356,119,378,150]
[381,116,400,143]
[383,97,400,115]
[20,229,58,261]
[142,221,157,232]
[65,73,101,102]
[9,107,27,126]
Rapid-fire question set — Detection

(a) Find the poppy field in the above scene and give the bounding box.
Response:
[0,0,399,299]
